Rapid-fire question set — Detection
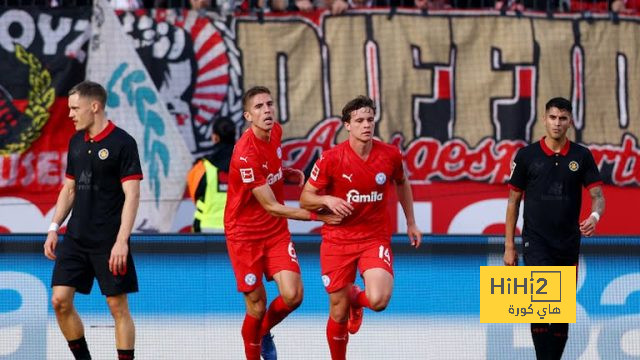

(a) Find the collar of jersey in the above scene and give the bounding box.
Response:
[84,120,115,142]
[539,136,570,156]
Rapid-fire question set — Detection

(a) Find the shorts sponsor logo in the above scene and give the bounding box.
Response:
[98,148,109,160]
[346,189,383,203]
[568,161,579,172]
[375,172,386,185]
[240,168,254,183]
[322,275,330,287]
[244,273,257,286]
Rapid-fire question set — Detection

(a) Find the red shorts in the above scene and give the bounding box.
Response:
[227,233,301,292]
[320,239,394,293]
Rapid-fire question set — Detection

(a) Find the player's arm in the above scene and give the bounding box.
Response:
[504,188,523,266]
[44,177,76,260]
[299,182,353,217]
[252,184,342,224]
[109,179,141,276]
[283,167,305,187]
[579,185,605,237]
[395,176,421,248]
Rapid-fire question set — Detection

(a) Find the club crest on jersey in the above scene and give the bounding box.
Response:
[346,189,383,203]
[98,148,109,160]
[277,146,282,159]
[322,275,330,287]
[568,161,579,172]
[375,172,386,185]
[240,168,255,183]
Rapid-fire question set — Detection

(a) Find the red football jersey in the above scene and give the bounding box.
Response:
[308,139,404,244]
[224,123,289,241]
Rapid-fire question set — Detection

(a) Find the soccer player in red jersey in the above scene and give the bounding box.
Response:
[224,86,341,360]
[300,95,422,360]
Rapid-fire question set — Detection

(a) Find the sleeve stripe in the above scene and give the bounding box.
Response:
[508,183,523,192]
[65,174,75,180]
[121,174,143,183]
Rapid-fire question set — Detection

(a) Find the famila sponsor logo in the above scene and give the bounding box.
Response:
[267,167,283,185]
[346,189,383,203]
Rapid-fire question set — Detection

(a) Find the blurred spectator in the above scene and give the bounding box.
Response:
[415,0,451,10]
[611,0,639,13]
[110,0,143,9]
[570,0,608,12]
[294,0,315,10]
[324,0,350,13]
[190,0,211,9]
[494,0,525,11]
[186,117,236,233]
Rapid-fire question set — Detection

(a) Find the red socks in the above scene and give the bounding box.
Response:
[241,314,262,360]
[260,296,294,336]
[354,290,371,309]
[326,317,349,360]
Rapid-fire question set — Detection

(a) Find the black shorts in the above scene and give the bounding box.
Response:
[522,238,579,267]
[51,236,138,296]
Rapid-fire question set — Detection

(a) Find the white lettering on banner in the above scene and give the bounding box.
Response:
[0,10,35,52]
[0,197,57,232]
[0,272,48,358]
[0,10,89,58]
[38,14,71,55]
[397,202,432,233]
[0,151,67,188]
[346,189,383,203]
[266,168,283,185]
[448,199,523,234]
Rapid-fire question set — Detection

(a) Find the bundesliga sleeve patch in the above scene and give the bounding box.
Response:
[310,164,320,181]
[240,168,255,183]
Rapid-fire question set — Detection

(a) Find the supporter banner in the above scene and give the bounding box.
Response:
[1,8,639,233]
[0,7,90,218]
[86,0,192,232]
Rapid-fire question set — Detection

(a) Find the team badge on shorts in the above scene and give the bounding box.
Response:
[375,172,386,185]
[98,148,109,160]
[277,146,282,159]
[244,273,257,286]
[568,161,579,172]
[321,275,330,287]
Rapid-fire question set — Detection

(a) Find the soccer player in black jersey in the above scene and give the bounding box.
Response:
[44,81,142,360]
[504,97,605,360]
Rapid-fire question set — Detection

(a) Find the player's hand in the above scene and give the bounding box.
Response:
[109,241,129,276]
[323,195,354,217]
[407,223,422,248]
[318,213,343,225]
[503,244,518,266]
[284,168,305,187]
[44,232,58,260]
[579,215,598,237]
